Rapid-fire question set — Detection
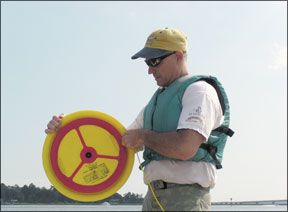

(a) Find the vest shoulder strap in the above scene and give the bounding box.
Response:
[196,77,226,115]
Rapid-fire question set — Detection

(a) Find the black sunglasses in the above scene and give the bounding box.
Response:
[145,52,176,67]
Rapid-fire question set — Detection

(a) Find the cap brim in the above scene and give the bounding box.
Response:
[131,47,173,60]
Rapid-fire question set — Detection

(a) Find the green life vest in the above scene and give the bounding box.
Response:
[142,75,234,169]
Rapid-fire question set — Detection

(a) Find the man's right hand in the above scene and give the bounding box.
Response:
[45,114,64,134]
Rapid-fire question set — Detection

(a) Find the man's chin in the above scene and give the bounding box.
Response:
[155,79,162,86]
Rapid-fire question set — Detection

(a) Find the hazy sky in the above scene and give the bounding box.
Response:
[1,1,287,202]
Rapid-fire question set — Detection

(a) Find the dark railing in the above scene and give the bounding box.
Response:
[213,200,287,205]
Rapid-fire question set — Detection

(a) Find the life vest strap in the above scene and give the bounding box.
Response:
[198,78,226,115]
[139,159,151,170]
[213,126,234,137]
[199,143,223,169]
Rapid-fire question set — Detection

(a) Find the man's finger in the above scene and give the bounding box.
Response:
[45,128,54,134]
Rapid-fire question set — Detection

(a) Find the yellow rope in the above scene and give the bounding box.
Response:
[136,152,165,212]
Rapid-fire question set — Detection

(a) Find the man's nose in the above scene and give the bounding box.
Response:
[148,66,156,74]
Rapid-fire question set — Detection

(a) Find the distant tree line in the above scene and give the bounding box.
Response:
[1,183,143,205]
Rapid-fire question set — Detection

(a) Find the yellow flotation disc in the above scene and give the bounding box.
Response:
[42,110,134,202]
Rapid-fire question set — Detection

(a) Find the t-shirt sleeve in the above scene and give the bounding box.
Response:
[177,81,223,140]
[127,107,145,130]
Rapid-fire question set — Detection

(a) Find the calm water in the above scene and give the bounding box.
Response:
[1,204,287,211]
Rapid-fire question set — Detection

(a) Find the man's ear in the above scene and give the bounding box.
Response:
[175,51,184,62]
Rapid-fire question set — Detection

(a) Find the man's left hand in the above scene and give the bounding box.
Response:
[122,129,148,151]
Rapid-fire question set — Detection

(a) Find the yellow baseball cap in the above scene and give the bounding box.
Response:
[131,27,187,60]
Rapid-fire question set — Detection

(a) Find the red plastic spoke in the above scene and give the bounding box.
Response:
[69,161,84,180]
[97,154,120,160]
[76,127,87,147]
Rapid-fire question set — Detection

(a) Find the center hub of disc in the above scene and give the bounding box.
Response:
[80,147,97,163]
[85,152,92,158]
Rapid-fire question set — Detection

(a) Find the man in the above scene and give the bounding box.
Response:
[121,27,233,211]
[45,28,233,211]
